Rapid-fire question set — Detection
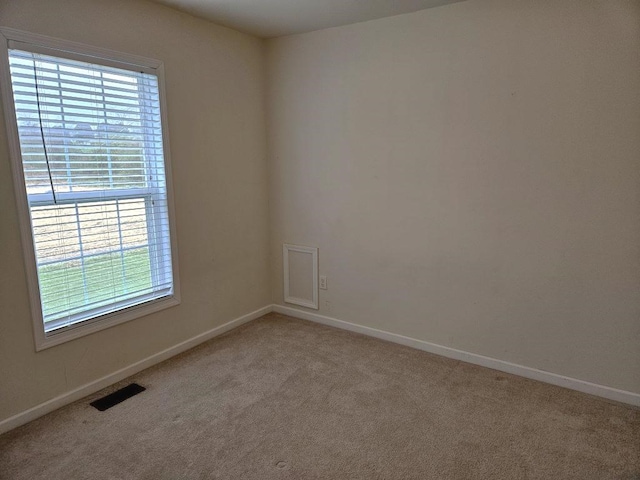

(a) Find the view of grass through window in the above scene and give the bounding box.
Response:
[29,197,156,326]
[38,248,152,323]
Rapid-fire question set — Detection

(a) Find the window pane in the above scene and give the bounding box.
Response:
[38,247,152,322]
[10,51,159,196]
[31,204,81,261]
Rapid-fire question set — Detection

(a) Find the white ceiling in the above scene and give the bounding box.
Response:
[151,0,467,38]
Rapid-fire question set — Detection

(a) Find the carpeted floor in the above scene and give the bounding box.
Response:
[1,313,638,479]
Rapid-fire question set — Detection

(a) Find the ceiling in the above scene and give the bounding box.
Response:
[151,0,467,38]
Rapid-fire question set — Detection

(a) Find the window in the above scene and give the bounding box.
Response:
[0,28,180,349]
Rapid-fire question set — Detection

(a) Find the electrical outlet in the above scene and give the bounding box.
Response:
[319,275,327,290]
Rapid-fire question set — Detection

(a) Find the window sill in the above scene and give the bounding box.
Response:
[35,295,180,351]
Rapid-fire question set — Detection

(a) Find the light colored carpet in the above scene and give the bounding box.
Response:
[1,313,638,479]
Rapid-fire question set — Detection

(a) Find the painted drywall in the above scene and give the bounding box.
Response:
[0,0,269,421]
[267,0,640,394]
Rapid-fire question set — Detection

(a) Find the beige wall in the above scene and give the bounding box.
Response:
[267,0,640,393]
[0,0,270,421]
[1,0,639,425]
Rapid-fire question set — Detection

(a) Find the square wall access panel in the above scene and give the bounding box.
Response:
[283,244,318,310]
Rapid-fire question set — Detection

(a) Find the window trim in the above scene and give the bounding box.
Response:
[0,27,181,351]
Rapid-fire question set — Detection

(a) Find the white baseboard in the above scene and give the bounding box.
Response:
[0,305,273,435]
[3,303,638,435]
[272,304,640,407]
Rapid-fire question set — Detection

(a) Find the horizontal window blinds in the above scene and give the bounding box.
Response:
[8,48,174,333]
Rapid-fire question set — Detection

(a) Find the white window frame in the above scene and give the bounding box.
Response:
[0,27,181,350]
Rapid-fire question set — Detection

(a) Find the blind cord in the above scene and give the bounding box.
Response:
[32,61,58,204]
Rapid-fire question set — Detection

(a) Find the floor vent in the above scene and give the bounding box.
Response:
[90,383,146,411]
